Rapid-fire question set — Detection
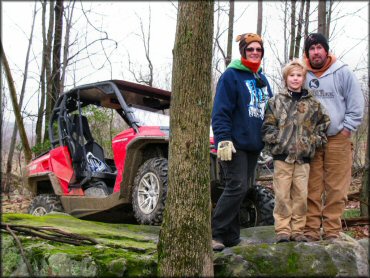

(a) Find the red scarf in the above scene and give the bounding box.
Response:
[241,57,261,73]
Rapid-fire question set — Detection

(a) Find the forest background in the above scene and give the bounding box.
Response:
[1,1,368,163]
[1,1,368,276]
[1,0,368,202]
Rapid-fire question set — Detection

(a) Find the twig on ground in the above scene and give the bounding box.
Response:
[1,223,98,246]
[5,224,34,277]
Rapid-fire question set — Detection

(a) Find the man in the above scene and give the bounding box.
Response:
[211,33,272,251]
[303,33,364,241]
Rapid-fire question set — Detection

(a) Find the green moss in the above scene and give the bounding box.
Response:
[2,213,363,277]
[231,242,341,276]
[2,214,159,276]
[343,209,360,218]
[2,235,22,276]
[287,252,299,272]
[2,232,157,277]
[2,213,158,251]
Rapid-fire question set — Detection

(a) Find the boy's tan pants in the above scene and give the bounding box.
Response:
[273,160,310,236]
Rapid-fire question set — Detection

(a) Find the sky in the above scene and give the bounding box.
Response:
[1,1,369,130]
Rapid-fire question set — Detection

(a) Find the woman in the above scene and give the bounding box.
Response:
[211,33,273,251]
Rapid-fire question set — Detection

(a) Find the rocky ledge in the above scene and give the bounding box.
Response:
[2,213,368,277]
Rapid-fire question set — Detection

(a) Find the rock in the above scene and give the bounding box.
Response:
[1,213,368,277]
[358,238,369,250]
[2,213,159,277]
[214,226,369,277]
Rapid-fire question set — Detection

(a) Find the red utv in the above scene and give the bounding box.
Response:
[26,80,274,227]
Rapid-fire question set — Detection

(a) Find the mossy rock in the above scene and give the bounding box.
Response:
[2,213,368,277]
[214,226,369,277]
[2,213,159,277]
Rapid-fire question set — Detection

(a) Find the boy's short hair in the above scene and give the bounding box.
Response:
[282,59,307,85]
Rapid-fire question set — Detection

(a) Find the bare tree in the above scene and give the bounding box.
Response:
[317,0,326,36]
[35,0,48,145]
[0,71,3,178]
[225,0,234,67]
[325,0,334,38]
[37,0,63,145]
[283,0,289,63]
[128,6,154,87]
[289,0,296,60]
[60,0,76,90]
[360,107,369,217]
[51,0,63,98]
[43,0,56,142]
[0,41,32,164]
[214,2,249,73]
[304,0,310,38]
[157,1,214,276]
[4,3,38,193]
[293,0,305,58]
[257,0,263,35]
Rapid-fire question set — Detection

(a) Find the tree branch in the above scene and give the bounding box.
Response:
[5,224,34,277]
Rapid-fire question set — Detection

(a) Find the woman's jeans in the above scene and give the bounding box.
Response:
[212,150,258,246]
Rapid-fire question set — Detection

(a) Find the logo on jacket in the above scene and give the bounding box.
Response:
[309,79,320,89]
[245,80,269,119]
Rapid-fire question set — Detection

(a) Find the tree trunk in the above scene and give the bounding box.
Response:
[43,0,55,142]
[0,42,32,164]
[257,0,263,36]
[360,96,370,217]
[317,0,326,36]
[60,0,75,93]
[294,0,305,58]
[283,0,288,63]
[157,1,214,277]
[52,0,63,99]
[45,0,63,141]
[225,0,234,67]
[304,0,310,39]
[4,3,37,193]
[289,0,296,60]
[325,0,333,38]
[36,0,47,145]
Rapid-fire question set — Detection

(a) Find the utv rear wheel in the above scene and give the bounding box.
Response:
[240,185,274,228]
[28,194,63,216]
[132,157,168,225]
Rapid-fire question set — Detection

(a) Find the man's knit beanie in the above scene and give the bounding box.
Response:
[236,33,264,59]
[304,33,329,57]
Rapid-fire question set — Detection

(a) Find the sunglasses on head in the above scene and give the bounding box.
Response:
[246,47,263,53]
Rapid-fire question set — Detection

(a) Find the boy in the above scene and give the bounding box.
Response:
[261,59,330,243]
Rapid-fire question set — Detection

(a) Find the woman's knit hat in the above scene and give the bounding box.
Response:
[236,33,264,59]
[304,33,329,57]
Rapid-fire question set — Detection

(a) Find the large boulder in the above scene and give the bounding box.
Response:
[2,213,368,277]
[215,226,369,277]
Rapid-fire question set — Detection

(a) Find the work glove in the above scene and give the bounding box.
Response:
[217,141,236,161]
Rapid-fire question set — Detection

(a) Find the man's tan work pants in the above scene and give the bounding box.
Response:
[273,160,310,237]
[304,133,353,240]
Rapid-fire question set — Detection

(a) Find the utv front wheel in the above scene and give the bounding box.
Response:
[132,158,168,225]
[28,194,64,216]
[240,185,275,228]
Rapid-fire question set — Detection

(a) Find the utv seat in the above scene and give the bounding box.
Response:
[70,114,115,177]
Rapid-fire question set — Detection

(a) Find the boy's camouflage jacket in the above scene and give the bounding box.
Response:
[261,88,330,164]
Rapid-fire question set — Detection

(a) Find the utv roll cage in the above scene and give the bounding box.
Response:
[48,80,171,187]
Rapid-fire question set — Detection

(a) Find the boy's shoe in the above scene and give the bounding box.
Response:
[212,240,225,251]
[291,234,308,242]
[276,234,290,243]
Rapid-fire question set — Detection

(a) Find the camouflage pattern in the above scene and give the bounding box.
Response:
[261,88,330,164]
